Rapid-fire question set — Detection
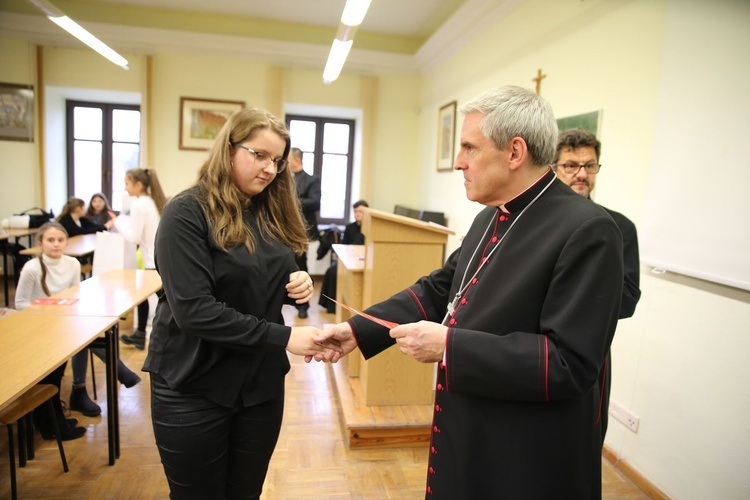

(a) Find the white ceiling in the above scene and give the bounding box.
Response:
[97,0,458,37]
[1,0,524,74]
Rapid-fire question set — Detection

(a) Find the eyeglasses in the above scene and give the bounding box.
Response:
[553,162,601,174]
[233,144,287,173]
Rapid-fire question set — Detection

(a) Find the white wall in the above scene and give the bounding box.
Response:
[417,0,750,498]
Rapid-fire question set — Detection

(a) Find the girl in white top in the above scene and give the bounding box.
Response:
[15,222,87,440]
[112,168,167,348]
[16,222,142,419]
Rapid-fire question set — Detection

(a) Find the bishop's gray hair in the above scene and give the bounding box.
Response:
[459,85,558,166]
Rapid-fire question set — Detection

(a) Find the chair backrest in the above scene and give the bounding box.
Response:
[0,385,58,425]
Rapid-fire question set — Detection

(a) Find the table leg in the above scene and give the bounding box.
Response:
[18,417,27,467]
[92,324,121,465]
[101,330,116,466]
[2,246,9,307]
[113,323,120,459]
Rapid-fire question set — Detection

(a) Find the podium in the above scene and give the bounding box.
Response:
[330,208,452,447]
[360,209,452,405]
[353,208,453,405]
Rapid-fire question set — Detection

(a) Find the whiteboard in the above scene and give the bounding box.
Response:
[640,0,750,291]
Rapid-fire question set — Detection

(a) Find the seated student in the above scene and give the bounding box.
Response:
[57,197,112,236]
[86,192,115,227]
[15,222,87,440]
[15,221,141,418]
[342,199,368,244]
[319,200,368,313]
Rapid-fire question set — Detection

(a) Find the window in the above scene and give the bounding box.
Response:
[286,115,355,226]
[66,100,141,211]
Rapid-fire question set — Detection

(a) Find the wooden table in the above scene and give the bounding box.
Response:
[20,269,162,465]
[21,269,163,318]
[1,228,38,307]
[0,312,122,465]
[19,233,98,258]
[0,314,119,413]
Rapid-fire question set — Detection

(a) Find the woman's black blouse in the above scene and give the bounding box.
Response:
[144,187,296,408]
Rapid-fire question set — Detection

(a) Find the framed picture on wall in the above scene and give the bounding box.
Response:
[0,82,34,142]
[557,110,602,135]
[437,100,457,172]
[179,97,245,151]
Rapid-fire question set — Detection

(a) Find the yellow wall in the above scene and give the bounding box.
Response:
[0,42,423,216]
[42,45,143,91]
[0,37,39,224]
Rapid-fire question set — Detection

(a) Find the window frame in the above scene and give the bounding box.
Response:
[65,100,141,205]
[286,114,355,226]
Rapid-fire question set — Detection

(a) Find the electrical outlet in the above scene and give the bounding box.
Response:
[609,401,640,433]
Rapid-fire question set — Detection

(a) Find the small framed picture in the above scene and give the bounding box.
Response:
[436,101,457,171]
[0,82,34,142]
[179,97,245,151]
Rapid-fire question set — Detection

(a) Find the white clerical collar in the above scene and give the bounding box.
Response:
[497,167,556,214]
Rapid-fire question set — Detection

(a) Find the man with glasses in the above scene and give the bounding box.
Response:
[289,147,321,319]
[553,128,642,439]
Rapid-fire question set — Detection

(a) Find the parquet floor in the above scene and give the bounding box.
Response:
[0,280,648,499]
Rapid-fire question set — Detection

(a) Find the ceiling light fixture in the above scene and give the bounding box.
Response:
[323,0,372,84]
[26,0,129,70]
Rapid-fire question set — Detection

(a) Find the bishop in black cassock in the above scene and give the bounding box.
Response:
[318,86,623,499]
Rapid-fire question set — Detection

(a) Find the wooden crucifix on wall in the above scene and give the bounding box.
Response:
[532,68,547,95]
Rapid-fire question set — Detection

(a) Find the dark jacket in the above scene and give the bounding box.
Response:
[294,170,321,240]
[58,214,106,236]
[342,222,364,245]
[600,206,641,318]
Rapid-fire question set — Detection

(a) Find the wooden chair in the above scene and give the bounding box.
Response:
[0,384,69,500]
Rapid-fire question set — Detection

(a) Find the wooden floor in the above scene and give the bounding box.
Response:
[0,279,648,499]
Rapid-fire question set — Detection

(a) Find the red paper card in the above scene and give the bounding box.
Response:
[31,297,79,306]
[321,294,399,329]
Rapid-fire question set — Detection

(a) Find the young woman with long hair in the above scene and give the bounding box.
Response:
[111,167,166,349]
[143,107,340,498]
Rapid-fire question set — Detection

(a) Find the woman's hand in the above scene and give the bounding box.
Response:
[104,219,115,230]
[306,322,358,364]
[287,271,314,304]
[287,326,342,357]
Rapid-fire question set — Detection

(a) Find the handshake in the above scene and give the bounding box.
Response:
[287,320,449,365]
[286,323,355,364]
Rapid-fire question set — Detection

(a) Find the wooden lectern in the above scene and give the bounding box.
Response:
[356,208,452,406]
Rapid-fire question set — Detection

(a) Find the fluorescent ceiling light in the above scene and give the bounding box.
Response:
[322,0,371,83]
[341,0,372,26]
[26,0,129,70]
[323,39,353,84]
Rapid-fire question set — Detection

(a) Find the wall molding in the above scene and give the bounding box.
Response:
[603,445,669,499]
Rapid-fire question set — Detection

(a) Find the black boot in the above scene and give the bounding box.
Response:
[119,366,142,388]
[34,399,86,441]
[121,329,146,350]
[69,386,101,417]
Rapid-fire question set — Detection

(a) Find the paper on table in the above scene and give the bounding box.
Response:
[32,297,79,306]
[321,294,399,329]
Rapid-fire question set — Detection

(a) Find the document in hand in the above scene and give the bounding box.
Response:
[321,294,398,329]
